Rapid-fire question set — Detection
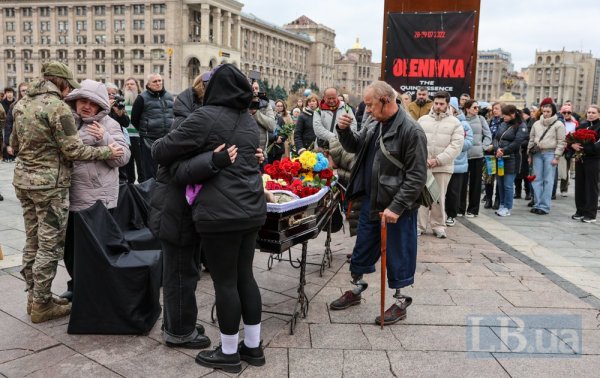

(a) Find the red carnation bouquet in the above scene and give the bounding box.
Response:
[565,129,598,161]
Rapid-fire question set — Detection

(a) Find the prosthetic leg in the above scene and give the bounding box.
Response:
[375,288,413,325]
[350,273,368,295]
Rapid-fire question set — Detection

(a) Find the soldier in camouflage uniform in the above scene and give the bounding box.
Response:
[10,62,124,323]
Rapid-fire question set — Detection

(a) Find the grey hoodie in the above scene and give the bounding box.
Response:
[65,79,131,211]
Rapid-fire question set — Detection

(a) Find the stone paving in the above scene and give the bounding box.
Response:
[1,161,600,377]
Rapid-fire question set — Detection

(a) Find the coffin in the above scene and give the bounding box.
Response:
[257,187,339,254]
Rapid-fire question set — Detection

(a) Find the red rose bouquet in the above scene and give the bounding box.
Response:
[565,129,598,161]
[262,152,337,199]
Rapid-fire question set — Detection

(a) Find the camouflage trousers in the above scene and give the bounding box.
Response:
[15,187,69,304]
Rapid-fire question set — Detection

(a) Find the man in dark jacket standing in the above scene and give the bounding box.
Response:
[329,81,427,325]
[131,73,174,180]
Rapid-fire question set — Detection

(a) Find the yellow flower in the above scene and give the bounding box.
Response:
[299,151,317,170]
[302,172,314,183]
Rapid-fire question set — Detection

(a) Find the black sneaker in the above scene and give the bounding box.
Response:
[582,217,596,223]
[572,213,584,220]
[329,290,361,310]
[239,341,265,366]
[195,345,241,373]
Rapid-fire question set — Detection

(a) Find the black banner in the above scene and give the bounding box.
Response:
[384,12,475,98]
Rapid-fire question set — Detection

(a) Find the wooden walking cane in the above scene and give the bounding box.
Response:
[380,214,387,329]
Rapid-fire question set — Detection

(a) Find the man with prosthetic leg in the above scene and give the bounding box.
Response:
[329,81,427,324]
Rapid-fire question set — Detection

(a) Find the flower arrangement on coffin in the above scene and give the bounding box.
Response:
[565,129,598,161]
[262,151,336,200]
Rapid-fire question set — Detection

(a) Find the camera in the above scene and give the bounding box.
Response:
[249,91,268,110]
[113,94,125,110]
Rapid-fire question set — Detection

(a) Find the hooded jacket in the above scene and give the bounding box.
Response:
[152,64,266,233]
[493,120,528,174]
[453,114,474,174]
[11,80,113,190]
[417,107,464,174]
[64,79,131,211]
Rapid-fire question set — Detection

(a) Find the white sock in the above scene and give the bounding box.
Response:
[243,323,261,348]
[220,333,239,355]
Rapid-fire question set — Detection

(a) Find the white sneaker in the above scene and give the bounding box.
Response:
[445,217,456,226]
[560,192,568,198]
[496,208,511,217]
[433,229,447,239]
[465,212,477,218]
[494,207,505,216]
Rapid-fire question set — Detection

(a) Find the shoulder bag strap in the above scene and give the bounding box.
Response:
[537,119,557,143]
[378,124,404,169]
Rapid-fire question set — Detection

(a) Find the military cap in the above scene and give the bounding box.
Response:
[42,61,80,89]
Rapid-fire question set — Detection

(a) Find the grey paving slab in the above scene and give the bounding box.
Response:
[0,311,60,362]
[239,347,288,378]
[498,306,600,330]
[494,354,600,378]
[391,324,501,352]
[309,323,370,350]
[387,350,509,377]
[269,322,311,348]
[288,348,343,378]
[360,324,404,350]
[342,350,393,378]
[25,353,122,378]
[498,290,594,309]
[446,289,515,307]
[0,345,77,377]
[489,326,576,355]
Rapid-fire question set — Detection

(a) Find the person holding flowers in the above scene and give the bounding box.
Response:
[569,105,600,222]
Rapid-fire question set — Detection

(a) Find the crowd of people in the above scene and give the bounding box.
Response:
[1,60,599,374]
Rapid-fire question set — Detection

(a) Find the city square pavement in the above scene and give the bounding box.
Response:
[1,160,600,377]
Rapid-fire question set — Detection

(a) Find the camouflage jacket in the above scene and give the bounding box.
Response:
[11,80,113,190]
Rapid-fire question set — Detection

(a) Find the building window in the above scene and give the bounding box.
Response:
[152,65,164,74]
[58,35,68,45]
[23,35,32,44]
[94,6,105,16]
[114,65,125,74]
[40,21,50,31]
[133,5,145,15]
[40,7,50,17]
[40,50,51,59]
[95,35,106,44]
[57,50,68,60]
[5,50,16,59]
[113,49,124,59]
[114,20,126,32]
[76,50,86,59]
[7,63,16,73]
[5,8,15,17]
[114,35,125,44]
[41,36,52,44]
[94,50,105,59]
[75,6,87,16]
[134,35,145,44]
[22,7,32,17]
[77,64,87,74]
[133,49,145,59]
[24,63,34,73]
[23,50,32,59]
[153,35,165,44]
[151,49,165,59]
[153,19,165,30]
[133,20,145,30]
[6,22,15,31]
[115,79,124,89]
[153,4,166,14]
[58,21,69,32]
[113,5,125,15]
[95,20,106,31]
[23,21,32,31]
[57,7,68,16]
[134,64,145,74]
[76,21,87,31]
[96,64,106,74]
[76,35,87,45]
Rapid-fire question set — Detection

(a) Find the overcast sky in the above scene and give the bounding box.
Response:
[242,0,599,72]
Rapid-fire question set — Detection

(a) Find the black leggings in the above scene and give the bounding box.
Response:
[200,227,262,335]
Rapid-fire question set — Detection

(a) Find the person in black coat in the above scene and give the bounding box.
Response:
[492,105,528,217]
[294,94,319,153]
[147,74,214,350]
[152,64,267,373]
